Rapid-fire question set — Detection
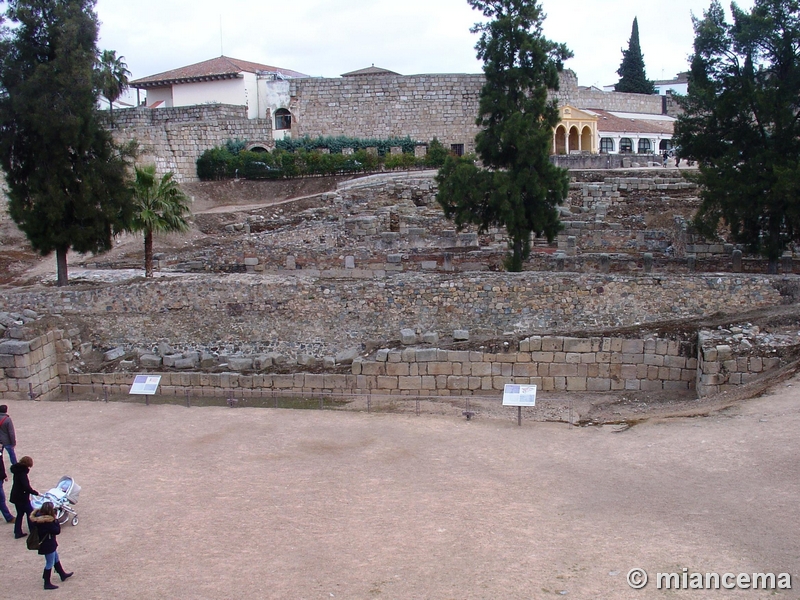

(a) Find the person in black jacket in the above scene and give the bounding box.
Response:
[0,453,13,523]
[9,455,38,539]
[31,501,73,590]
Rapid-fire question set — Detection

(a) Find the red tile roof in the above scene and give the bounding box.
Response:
[585,109,675,135]
[131,56,308,88]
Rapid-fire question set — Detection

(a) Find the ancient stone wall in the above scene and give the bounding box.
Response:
[105,70,667,183]
[0,273,781,360]
[108,107,272,183]
[0,331,67,401]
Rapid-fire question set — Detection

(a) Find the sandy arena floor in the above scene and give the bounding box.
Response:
[2,378,799,599]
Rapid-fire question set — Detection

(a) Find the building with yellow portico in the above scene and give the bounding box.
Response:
[552,105,599,154]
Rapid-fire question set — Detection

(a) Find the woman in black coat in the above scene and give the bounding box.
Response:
[9,455,38,539]
[31,501,73,590]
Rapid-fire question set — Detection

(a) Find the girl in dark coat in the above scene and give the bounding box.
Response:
[31,501,73,590]
[9,455,38,539]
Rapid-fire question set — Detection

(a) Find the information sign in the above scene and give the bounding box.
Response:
[129,375,162,396]
[502,384,537,407]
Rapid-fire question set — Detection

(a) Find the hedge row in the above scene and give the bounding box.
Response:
[196,138,451,181]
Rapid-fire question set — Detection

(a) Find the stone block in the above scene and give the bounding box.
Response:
[453,330,470,342]
[563,338,592,353]
[541,336,563,352]
[297,354,317,368]
[621,339,644,354]
[587,378,611,391]
[398,376,422,390]
[416,348,439,362]
[335,347,361,364]
[140,354,162,368]
[422,331,439,345]
[644,354,664,366]
[162,354,183,368]
[0,340,30,355]
[0,355,15,369]
[400,329,417,345]
[228,357,253,372]
[716,345,733,361]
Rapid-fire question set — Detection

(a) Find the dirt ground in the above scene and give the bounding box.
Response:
[2,375,799,599]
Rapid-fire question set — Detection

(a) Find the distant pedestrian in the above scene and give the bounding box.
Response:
[0,452,13,524]
[10,455,38,539]
[0,405,16,465]
[31,501,74,590]
[662,151,668,167]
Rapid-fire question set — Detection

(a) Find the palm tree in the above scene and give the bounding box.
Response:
[130,165,191,277]
[96,50,131,121]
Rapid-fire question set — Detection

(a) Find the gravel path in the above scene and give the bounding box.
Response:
[2,377,799,599]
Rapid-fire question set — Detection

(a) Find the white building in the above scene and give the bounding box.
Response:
[585,109,676,155]
[130,56,308,138]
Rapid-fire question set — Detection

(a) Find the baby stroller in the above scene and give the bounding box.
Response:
[31,476,81,526]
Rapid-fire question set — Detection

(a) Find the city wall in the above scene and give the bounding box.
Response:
[109,71,667,182]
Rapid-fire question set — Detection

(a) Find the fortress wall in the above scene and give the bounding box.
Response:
[0,273,780,357]
[290,74,485,151]
[105,71,666,182]
[110,113,272,182]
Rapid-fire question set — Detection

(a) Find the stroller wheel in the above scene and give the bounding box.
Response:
[71,515,79,526]
[57,510,69,525]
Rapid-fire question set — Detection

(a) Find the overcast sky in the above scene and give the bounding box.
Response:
[94,0,755,93]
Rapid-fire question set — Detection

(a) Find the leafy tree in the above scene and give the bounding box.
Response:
[674,0,800,273]
[130,165,191,278]
[0,0,134,286]
[436,0,571,271]
[96,49,130,120]
[615,17,656,94]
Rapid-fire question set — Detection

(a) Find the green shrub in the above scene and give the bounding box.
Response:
[196,147,235,180]
[424,138,449,168]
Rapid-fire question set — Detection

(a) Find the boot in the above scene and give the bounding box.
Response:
[43,568,59,590]
[54,561,73,581]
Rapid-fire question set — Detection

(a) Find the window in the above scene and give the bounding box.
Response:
[274,108,292,131]
[600,138,614,154]
[450,143,464,156]
[638,138,652,154]
[659,139,674,152]
[620,138,633,154]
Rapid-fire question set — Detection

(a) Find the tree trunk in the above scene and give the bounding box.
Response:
[768,259,779,274]
[56,246,69,287]
[144,230,153,278]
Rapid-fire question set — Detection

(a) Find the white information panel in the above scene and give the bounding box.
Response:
[129,375,162,396]
[502,383,537,407]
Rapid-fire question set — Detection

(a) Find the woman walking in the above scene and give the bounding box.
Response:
[9,455,38,539]
[31,501,73,589]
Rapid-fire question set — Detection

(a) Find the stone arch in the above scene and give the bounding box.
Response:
[580,126,593,153]
[554,125,567,154]
[246,142,271,153]
[568,126,579,153]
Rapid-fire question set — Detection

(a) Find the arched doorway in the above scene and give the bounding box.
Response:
[554,125,567,154]
[581,126,593,153]
[568,127,579,153]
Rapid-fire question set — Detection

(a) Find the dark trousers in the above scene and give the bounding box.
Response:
[12,500,31,537]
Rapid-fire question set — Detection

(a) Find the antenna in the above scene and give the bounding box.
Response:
[220,15,223,56]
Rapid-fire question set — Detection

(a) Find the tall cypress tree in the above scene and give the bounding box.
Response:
[436,0,572,271]
[615,17,656,94]
[0,0,133,286]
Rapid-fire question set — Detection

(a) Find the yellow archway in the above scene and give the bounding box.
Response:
[553,106,599,154]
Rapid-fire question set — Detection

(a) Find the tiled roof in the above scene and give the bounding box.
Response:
[341,65,400,77]
[130,56,308,88]
[584,109,675,135]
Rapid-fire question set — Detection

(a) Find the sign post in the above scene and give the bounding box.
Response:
[502,384,537,426]
[129,375,162,405]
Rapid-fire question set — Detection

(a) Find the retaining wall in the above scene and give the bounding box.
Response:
[0,331,68,401]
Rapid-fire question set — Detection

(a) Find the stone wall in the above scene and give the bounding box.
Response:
[0,332,67,401]
[106,70,667,183]
[106,105,272,183]
[696,326,794,397]
[0,273,782,360]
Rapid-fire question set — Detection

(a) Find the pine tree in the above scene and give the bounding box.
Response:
[0,0,134,286]
[615,17,656,94]
[675,0,800,273]
[436,0,572,271]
